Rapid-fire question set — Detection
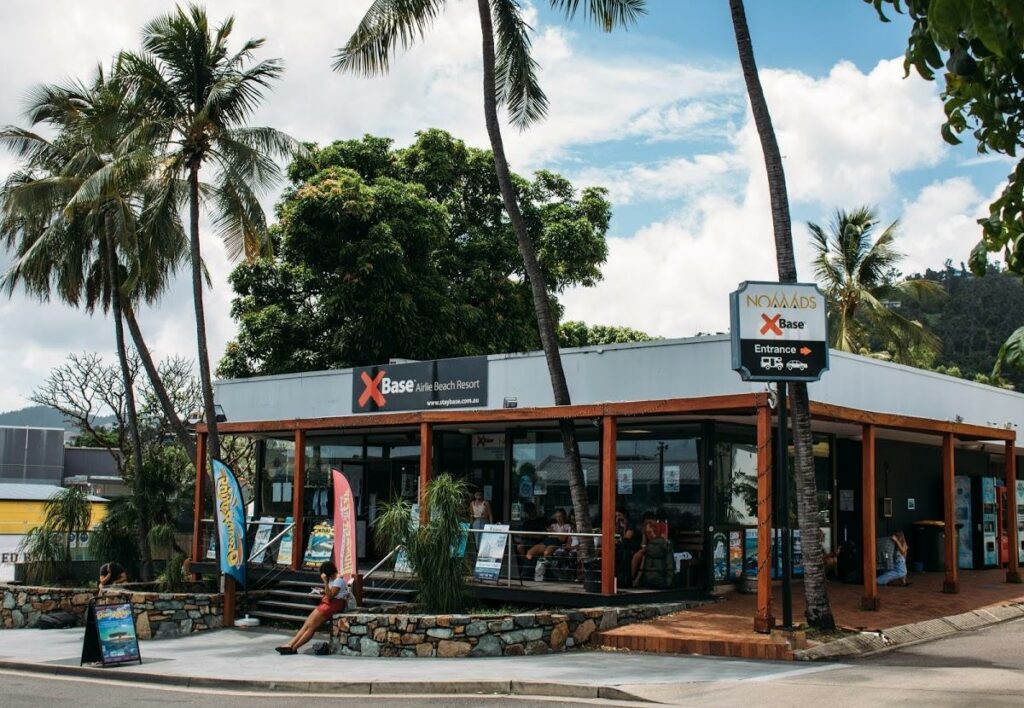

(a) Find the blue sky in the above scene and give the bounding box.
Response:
[0,0,1016,410]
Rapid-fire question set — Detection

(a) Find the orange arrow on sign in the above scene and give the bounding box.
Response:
[800,346,811,356]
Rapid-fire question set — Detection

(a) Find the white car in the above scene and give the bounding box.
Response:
[786,359,809,371]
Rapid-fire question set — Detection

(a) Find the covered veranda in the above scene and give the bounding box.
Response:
[191,390,1022,630]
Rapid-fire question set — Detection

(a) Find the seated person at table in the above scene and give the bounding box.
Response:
[524,509,572,561]
[876,531,909,586]
[631,520,659,584]
[276,561,352,655]
[514,503,548,557]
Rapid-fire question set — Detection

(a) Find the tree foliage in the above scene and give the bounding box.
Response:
[809,207,945,363]
[866,1,1024,274]
[557,320,656,348]
[219,130,611,377]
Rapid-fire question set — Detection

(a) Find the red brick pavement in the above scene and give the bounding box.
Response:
[596,569,1024,660]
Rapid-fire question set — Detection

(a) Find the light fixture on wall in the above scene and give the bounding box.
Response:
[503,397,518,409]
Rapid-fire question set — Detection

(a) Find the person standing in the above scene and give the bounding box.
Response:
[469,490,493,530]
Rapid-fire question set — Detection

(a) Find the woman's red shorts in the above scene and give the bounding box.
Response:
[317,598,345,617]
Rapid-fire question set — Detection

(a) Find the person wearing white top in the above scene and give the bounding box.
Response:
[525,509,572,561]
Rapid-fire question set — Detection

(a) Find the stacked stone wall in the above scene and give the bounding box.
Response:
[0,583,222,638]
[331,601,698,657]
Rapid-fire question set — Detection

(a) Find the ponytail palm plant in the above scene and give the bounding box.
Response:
[119,3,301,464]
[336,0,646,542]
[809,207,945,363]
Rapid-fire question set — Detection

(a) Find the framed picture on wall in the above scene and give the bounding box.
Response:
[883,497,893,518]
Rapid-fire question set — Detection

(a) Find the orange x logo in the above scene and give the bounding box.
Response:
[358,371,386,408]
[760,313,783,336]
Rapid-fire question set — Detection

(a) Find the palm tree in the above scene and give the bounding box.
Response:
[0,68,189,578]
[120,3,299,463]
[810,207,944,363]
[728,0,834,630]
[335,0,646,541]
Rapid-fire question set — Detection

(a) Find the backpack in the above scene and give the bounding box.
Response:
[641,538,675,589]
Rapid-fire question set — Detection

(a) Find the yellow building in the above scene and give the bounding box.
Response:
[0,483,108,581]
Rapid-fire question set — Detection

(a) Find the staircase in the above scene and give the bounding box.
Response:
[247,576,418,628]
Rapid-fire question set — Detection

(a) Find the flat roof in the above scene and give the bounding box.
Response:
[0,482,106,503]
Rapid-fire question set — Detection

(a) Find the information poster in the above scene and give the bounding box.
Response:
[839,489,854,512]
[663,465,680,493]
[451,522,470,559]
[275,516,294,565]
[394,504,419,573]
[712,532,727,582]
[303,520,335,568]
[473,524,509,581]
[82,602,141,667]
[729,531,743,580]
[743,528,758,576]
[534,471,548,496]
[617,468,633,495]
[249,516,276,563]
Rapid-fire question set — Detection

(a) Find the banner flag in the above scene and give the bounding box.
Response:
[332,469,358,581]
[212,459,247,587]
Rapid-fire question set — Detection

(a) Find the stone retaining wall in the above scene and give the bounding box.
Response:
[0,584,223,639]
[331,601,698,657]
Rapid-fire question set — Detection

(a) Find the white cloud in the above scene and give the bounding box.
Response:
[898,178,989,274]
[562,58,970,338]
[573,152,740,205]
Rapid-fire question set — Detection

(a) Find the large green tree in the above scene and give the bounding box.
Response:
[335,0,643,541]
[558,321,656,348]
[121,3,299,463]
[729,0,834,630]
[220,131,611,377]
[866,1,1024,372]
[810,207,945,363]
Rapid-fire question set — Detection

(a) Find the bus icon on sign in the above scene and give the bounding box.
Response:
[760,356,783,371]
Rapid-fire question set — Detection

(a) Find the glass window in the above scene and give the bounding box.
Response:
[615,426,702,537]
[511,428,600,527]
[259,438,295,519]
[715,442,759,527]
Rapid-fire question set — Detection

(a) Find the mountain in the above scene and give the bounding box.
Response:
[0,405,117,430]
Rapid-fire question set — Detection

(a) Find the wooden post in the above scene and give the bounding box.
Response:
[1006,441,1021,583]
[291,429,306,571]
[754,403,774,633]
[419,422,432,526]
[223,575,236,627]
[190,432,207,578]
[861,424,879,610]
[942,432,959,593]
[601,415,617,595]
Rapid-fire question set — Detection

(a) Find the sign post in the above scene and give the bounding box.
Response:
[730,281,829,630]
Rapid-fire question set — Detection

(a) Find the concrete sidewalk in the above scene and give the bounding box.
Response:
[0,626,838,701]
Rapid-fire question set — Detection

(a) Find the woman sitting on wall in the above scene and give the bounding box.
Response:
[276,561,352,655]
[876,531,909,586]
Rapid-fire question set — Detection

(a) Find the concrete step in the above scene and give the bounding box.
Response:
[257,600,322,613]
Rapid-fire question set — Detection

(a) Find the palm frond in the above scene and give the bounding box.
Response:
[333,0,447,76]
[493,0,549,129]
[549,0,647,30]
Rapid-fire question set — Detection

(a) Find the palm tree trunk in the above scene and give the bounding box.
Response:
[729,0,834,629]
[475,0,593,542]
[122,301,197,462]
[104,226,153,581]
[188,164,221,462]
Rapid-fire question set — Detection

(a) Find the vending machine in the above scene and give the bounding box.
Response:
[954,476,973,569]
[980,476,999,567]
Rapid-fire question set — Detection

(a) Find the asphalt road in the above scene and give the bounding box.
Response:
[1,672,613,708]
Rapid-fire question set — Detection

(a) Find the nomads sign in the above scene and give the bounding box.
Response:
[352,356,488,413]
[730,281,829,382]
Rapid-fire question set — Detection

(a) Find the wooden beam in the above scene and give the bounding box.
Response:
[223,575,236,628]
[942,432,959,593]
[754,402,774,633]
[1007,441,1022,584]
[291,429,306,571]
[601,415,617,596]
[202,393,767,435]
[861,424,879,610]
[190,432,207,579]
[810,401,1015,442]
[419,422,432,526]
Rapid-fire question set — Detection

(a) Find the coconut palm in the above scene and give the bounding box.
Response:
[0,68,190,578]
[335,0,646,541]
[810,207,944,363]
[119,3,300,463]
[729,0,834,630]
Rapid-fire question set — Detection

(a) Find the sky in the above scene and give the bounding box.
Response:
[0,0,1014,412]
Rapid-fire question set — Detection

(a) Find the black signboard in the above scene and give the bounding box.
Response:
[730,281,829,383]
[81,601,142,667]
[352,356,488,413]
